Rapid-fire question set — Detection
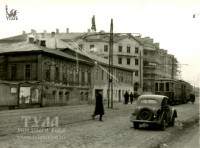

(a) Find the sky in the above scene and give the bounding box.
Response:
[0,0,200,87]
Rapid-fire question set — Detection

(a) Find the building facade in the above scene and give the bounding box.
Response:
[63,32,143,94]
[142,37,178,93]
[0,42,94,108]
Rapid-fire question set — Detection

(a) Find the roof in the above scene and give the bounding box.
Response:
[71,32,143,44]
[138,94,168,101]
[137,94,168,105]
[0,32,85,43]
[0,34,27,43]
[0,42,93,65]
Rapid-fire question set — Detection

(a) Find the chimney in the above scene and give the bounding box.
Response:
[56,29,59,34]
[40,40,46,47]
[66,28,69,33]
[42,30,47,38]
[88,29,91,33]
[29,37,35,43]
[31,29,36,34]
[51,32,56,38]
[22,31,26,35]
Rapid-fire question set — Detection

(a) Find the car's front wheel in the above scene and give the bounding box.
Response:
[133,122,139,129]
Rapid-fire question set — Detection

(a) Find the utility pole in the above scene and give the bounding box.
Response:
[139,49,142,91]
[171,56,174,79]
[108,19,114,108]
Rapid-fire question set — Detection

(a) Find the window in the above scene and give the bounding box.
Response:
[135,59,139,65]
[166,83,169,91]
[135,71,138,76]
[90,45,94,49]
[127,58,130,65]
[118,57,122,64]
[96,69,99,79]
[62,68,67,84]
[75,71,79,85]
[55,67,60,82]
[52,91,56,100]
[140,99,158,104]
[127,46,130,53]
[155,83,158,91]
[118,46,122,52]
[59,91,63,100]
[69,68,73,84]
[135,47,139,53]
[65,92,69,102]
[162,98,168,106]
[87,70,91,84]
[45,65,51,81]
[159,83,164,91]
[81,70,85,84]
[104,45,108,52]
[10,64,17,80]
[25,64,31,79]
[102,70,104,80]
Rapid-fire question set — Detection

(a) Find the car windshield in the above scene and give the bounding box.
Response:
[140,99,158,104]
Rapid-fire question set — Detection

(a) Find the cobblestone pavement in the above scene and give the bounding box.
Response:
[0,100,199,148]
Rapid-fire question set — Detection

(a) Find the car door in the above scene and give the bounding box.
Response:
[161,97,171,123]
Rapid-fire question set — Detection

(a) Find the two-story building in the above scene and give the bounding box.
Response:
[62,32,144,94]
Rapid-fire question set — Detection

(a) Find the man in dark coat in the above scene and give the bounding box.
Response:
[129,92,134,104]
[92,91,104,121]
[190,93,195,104]
[124,91,129,104]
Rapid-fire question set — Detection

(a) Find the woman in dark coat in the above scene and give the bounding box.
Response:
[92,91,104,121]
[124,91,129,104]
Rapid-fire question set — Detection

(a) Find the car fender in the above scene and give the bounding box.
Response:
[159,111,167,124]
[171,109,177,119]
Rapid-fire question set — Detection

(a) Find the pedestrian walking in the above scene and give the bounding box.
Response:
[124,91,129,104]
[92,90,104,121]
[190,93,195,104]
[129,92,134,104]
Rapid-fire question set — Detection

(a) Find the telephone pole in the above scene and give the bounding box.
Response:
[108,18,114,108]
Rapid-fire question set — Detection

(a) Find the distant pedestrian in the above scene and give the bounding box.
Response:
[129,92,134,104]
[124,91,129,104]
[190,93,195,104]
[92,90,104,121]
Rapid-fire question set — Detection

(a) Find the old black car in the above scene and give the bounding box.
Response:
[130,95,177,130]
